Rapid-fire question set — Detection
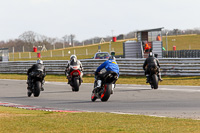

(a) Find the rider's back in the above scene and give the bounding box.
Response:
[32,64,45,72]
[146,57,157,67]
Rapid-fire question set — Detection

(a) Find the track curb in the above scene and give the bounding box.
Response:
[0,102,82,113]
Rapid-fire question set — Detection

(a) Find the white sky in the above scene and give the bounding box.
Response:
[1,0,200,41]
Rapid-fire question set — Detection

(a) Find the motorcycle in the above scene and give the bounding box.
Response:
[148,67,159,89]
[67,65,82,92]
[27,70,44,97]
[91,72,118,102]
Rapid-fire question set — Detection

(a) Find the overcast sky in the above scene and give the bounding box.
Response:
[1,0,200,41]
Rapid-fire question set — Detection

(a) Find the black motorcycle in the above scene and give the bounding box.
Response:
[67,65,82,92]
[91,72,118,102]
[149,67,159,89]
[27,70,44,97]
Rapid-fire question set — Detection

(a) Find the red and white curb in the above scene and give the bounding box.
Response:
[0,102,82,113]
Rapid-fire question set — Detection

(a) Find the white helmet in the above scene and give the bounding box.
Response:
[70,55,77,61]
[36,59,43,64]
[149,52,153,57]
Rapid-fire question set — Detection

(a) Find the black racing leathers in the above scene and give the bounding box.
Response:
[27,64,46,89]
[27,64,46,76]
[143,56,159,75]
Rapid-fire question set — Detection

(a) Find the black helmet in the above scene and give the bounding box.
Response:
[108,55,116,60]
[154,54,158,58]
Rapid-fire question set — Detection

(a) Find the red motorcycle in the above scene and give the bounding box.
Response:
[67,65,82,92]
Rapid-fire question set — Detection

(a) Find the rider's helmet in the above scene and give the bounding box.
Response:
[148,52,153,57]
[148,48,153,57]
[70,55,78,65]
[36,59,43,64]
[70,55,77,61]
[108,55,116,60]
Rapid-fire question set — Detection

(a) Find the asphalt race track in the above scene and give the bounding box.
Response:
[1,79,200,119]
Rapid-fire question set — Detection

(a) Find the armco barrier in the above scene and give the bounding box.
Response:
[1,58,200,76]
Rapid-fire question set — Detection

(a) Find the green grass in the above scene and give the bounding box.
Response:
[162,34,200,51]
[1,73,200,86]
[0,106,200,133]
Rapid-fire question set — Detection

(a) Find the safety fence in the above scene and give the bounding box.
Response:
[1,58,200,76]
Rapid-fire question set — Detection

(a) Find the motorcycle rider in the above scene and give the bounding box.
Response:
[143,51,162,83]
[27,59,46,91]
[94,55,119,93]
[65,55,83,84]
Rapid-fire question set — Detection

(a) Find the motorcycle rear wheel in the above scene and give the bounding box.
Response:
[101,84,112,102]
[33,81,41,97]
[73,78,79,92]
[152,74,158,89]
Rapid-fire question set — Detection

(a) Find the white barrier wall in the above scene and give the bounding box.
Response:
[1,58,200,76]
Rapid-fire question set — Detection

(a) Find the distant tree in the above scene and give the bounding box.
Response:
[19,31,37,51]
[19,31,36,45]
[173,29,179,36]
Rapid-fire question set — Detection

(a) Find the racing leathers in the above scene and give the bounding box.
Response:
[27,63,46,91]
[95,59,119,89]
[65,59,83,84]
[143,56,162,83]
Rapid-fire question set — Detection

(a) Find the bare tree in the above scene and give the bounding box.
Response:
[18,31,37,51]
[19,31,36,45]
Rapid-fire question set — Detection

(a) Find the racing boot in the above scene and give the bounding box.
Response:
[27,86,32,97]
[66,73,69,79]
[111,84,115,94]
[158,73,163,81]
[80,77,83,83]
[41,80,45,91]
[27,86,31,92]
[96,80,101,88]
[94,80,101,89]
[27,79,31,91]
[67,76,71,84]
[146,75,150,83]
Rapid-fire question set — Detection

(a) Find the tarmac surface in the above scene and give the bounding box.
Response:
[1,79,200,119]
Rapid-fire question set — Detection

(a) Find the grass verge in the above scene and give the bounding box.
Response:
[0,106,200,133]
[1,73,200,86]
